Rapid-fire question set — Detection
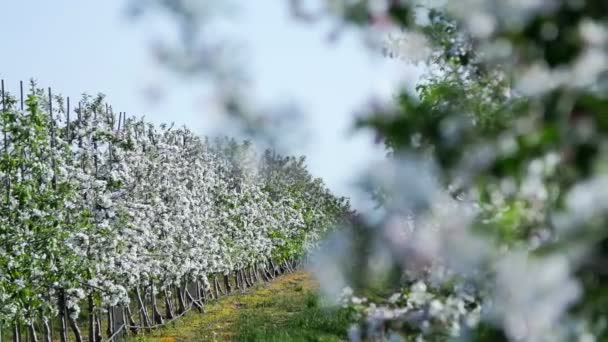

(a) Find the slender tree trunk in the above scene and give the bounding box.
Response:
[28,322,38,342]
[248,267,255,283]
[234,271,241,291]
[240,270,246,288]
[206,282,215,301]
[68,317,83,342]
[164,290,174,320]
[125,305,138,334]
[240,270,248,288]
[150,283,163,325]
[42,318,51,342]
[106,308,113,338]
[223,274,232,294]
[135,287,152,328]
[265,265,274,280]
[261,267,270,282]
[250,267,257,284]
[12,324,19,342]
[177,284,186,314]
[94,315,102,342]
[254,266,262,282]
[88,294,96,342]
[58,290,68,342]
[201,281,208,302]
[214,276,224,296]
[269,259,277,276]
[184,289,203,312]
[212,277,219,298]
[245,269,253,287]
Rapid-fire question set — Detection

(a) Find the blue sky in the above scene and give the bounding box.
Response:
[0,0,423,207]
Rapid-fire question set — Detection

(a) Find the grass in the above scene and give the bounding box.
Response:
[127,271,351,342]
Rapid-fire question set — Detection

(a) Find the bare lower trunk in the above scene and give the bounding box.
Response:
[212,277,219,298]
[270,259,279,276]
[177,284,187,314]
[223,274,232,294]
[197,281,208,303]
[13,324,20,342]
[261,267,270,281]
[106,308,114,338]
[42,317,52,342]
[265,266,274,280]
[135,287,152,328]
[88,294,96,342]
[245,269,253,287]
[150,283,163,325]
[239,270,247,288]
[250,267,257,284]
[28,322,39,342]
[164,290,175,320]
[94,315,102,342]
[68,317,83,342]
[242,269,249,287]
[254,266,263,282]
[125,305,139,334]
[58,290,68,342]
[233,271,240,291]
[185,288,204,312]
[214,276,224,296]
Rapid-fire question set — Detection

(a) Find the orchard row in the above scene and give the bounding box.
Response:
[0,82,349,341]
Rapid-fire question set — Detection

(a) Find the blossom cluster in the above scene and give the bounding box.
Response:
[307,1,608,341]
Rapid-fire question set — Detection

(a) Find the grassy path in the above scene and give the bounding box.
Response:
[128,271,350,342]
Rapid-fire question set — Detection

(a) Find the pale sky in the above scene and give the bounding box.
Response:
[0,1,423,208]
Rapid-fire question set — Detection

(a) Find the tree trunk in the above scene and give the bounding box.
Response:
[184,289,204,312]
[150,283,163,325]
[135,287,152,328]
[239,270,246,288]
[240,270,246,288]
[94,315,102,342]
[106,308,113,338]
[197,281,207,303]
[88,294,96,342]
[28,322,38,342]
[214,276,224,296]
[177,284,187,314]
[250,267,257,283]
[245,269,253,287]
[68,317,83,342]
[223,274,232,294]
[261,267,270,282]
[42,318,51,342]
[125,305,138,334]
[254,266,262,282]
[234,271,241,291]
[264,266,274,280]
[12,324,20,342]
[164,290,175,320]
[58,290,68,342]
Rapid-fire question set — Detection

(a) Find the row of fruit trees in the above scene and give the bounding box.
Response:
[0,80,349,342]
